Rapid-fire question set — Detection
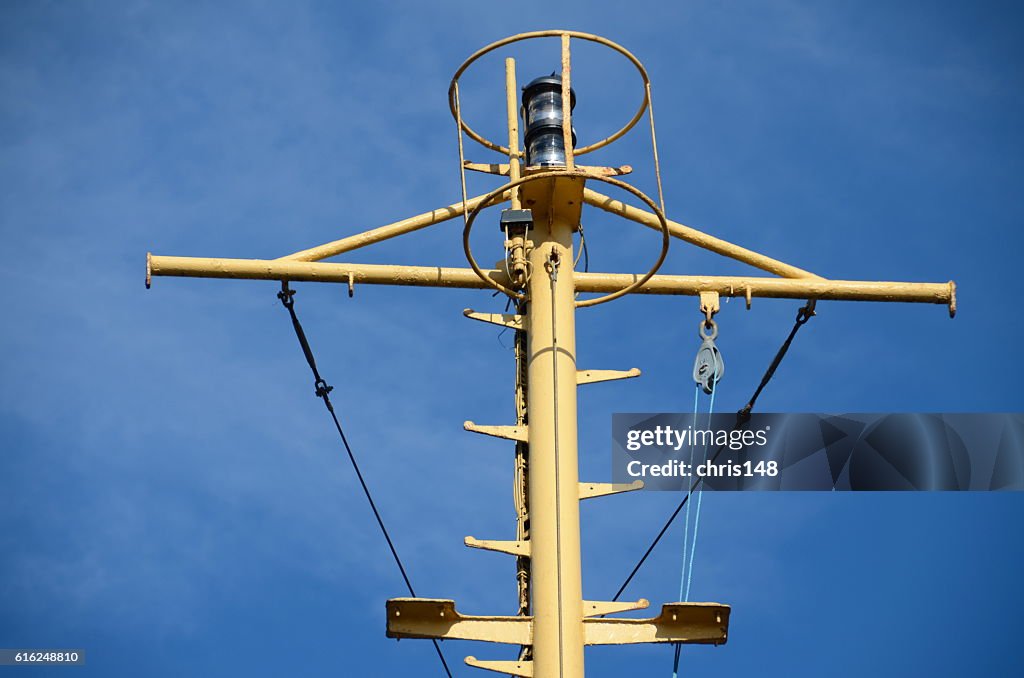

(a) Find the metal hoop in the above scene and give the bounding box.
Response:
[462,170,671,307]
[699,319,718,340]
[448,30,651,158]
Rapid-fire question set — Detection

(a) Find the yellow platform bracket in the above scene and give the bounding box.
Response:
[387,598,728,645]
[145,29,956,678]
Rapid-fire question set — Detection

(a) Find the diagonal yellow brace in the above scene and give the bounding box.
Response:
[465,657,533,677]
[279,191,509,262]
[583,187,823,279]
[386,599,531,645]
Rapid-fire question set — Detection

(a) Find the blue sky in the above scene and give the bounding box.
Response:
[1,1,1022,676]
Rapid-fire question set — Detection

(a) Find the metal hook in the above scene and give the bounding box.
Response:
[699,290,720,324]
[277,281,295,308]
[545,249,561,282]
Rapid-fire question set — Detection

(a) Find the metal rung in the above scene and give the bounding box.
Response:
[465,536,531,557]
[576,368,641,385]
[579,480,644,500]
[464,421,528,442]
[463,308,526,330]
[465,657,533,676]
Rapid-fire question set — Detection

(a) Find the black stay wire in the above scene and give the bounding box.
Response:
[609,301,816,604]
[277,283,453,678]
[737,301,816,422]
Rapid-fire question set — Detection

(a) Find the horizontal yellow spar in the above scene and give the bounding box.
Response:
[147,254,955,314]
[575,270,955,313]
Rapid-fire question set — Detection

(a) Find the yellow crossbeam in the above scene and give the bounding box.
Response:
[147,254,955,314]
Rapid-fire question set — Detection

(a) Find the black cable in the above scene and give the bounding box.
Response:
[738,301,816,420]
[609,301,816,603]
[576,222,590,273]
[277,284,453,678]
[609,410,749,604]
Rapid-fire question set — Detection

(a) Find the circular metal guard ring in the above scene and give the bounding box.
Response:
[448,30,651,157]
[462,170,671,307]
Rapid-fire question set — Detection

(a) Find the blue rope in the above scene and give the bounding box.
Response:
[685,381,715,602]
[673,367,718,677]
[677,385,700,601]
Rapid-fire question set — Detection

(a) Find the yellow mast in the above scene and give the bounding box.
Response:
[146,30,955,678]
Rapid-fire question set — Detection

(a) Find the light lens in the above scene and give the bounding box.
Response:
[521,75,576,167]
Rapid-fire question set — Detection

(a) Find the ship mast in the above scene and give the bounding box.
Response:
[147,30,955,677]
